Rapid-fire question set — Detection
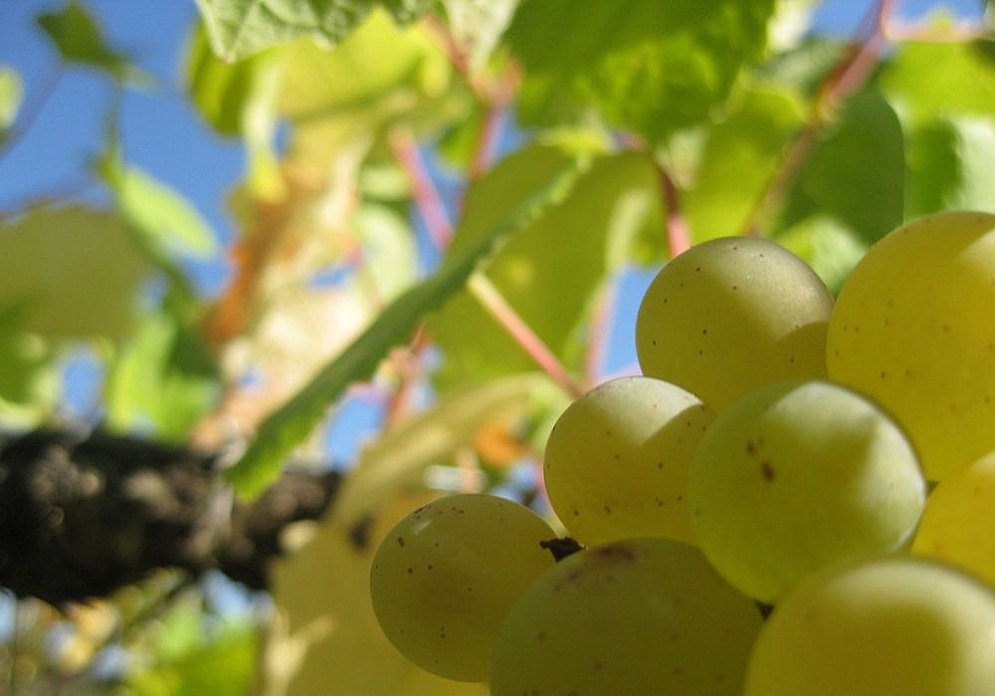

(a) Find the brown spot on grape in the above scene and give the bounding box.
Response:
[604,504,612,514]
[702,328,708,335]
[407,567,414,574]
[397,536,405,547]
[732,285,738,291]
[880,371,887,379]
[761,461,775,482]
[745,440,756,455]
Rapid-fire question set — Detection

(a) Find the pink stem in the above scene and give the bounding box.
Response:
[467,273,584,399]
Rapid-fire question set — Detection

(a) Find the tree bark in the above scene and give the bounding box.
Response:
[0,428,339,606]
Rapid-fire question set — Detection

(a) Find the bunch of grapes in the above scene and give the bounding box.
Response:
[369,211,995,694]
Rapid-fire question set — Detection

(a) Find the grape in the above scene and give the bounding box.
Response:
[490,538,763,695]
[912,451,995,587]
[542,376,715,546]
[746,557,995,695]
[689,380,925,603]
[369,493,556,682]
[635,236,834,411]
[827,210,995,481]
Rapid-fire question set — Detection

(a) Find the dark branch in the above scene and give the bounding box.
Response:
[0,428,339,606]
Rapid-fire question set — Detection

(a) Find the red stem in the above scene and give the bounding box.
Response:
[658,165,691,257]
[468,273,585,399]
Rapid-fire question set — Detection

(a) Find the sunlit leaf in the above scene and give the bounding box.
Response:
[430,146,660,386]
[0,66,22,133]
[276,10,451,166]
[505,0,776,143]
[905,116,995,217]
[441,0,520,72]
[879,40,995,123]
[683,84,806,241]
[194,0,433,62]
[351,202,418,302]
[225,165,579,498]
[0,206,149,339]
[36,1,132,78]
[774,215,866,295]
[101,159,219,261]
[332,373,549,526]
[105,314,219,441]
[271,493,489,695]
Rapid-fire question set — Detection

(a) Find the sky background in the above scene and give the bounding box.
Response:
[0,0,986,444]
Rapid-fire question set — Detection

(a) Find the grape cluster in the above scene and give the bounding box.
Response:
[370,210,995,693]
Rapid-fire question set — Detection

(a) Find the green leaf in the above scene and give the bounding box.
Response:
[429,146,660,386]
[105,314,219,441]
[683,84,806,241]
[36,1,131,78]
[351,203,418,302]
[775,215,867,295]
[101,159,218,261]
[0,303,53,407]
[905,116,995,217]
[194,0,433,62]
[275,10,451,165]
[0,206,149,339]
[332,373,549,526]
[505,0,776,143]
[879,40,995,123]
[785,92,905,245]
[0,66,22,132]
[225,164,580,498]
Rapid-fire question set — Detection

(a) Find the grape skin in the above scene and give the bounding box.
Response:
[746,557,995,695]
[369,494,556,682]
[689,380,925,603]
[912,451,995,587]
[827,210,995,481]
[542,376,715,546]
[635,236,833,412]
[490,537,764,695]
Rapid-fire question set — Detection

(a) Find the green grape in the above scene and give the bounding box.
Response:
[635,236,834,411]
[746,557,995,695]
[542,376,715,546]
[827,211,995,481]
[369,494,556,682]
[912,451,995,587]
[490,537,763,695]
[689,380,925,603]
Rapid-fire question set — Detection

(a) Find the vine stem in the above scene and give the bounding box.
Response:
[389,126,454,249]
[739,0,897,236]
[658,164,691,257]
[391,123,584,400]
[467,272,585,400]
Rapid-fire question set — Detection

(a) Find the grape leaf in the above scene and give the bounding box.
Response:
[783,92,905,245]
[879,40,995,123]
[0,303,53,407]
[332,373,548,526]
[683,84,806,241]
[429,146,660,387]
[101,159,219,261]
[905,116,995,217]
[105,314,219,441]
[36,1,132,78]
[0,66,21,133]
[440,0,520,72]
[194,0,433,62]
[225,165,579,498]
[0,206,149,339]
[504,0,776,143]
